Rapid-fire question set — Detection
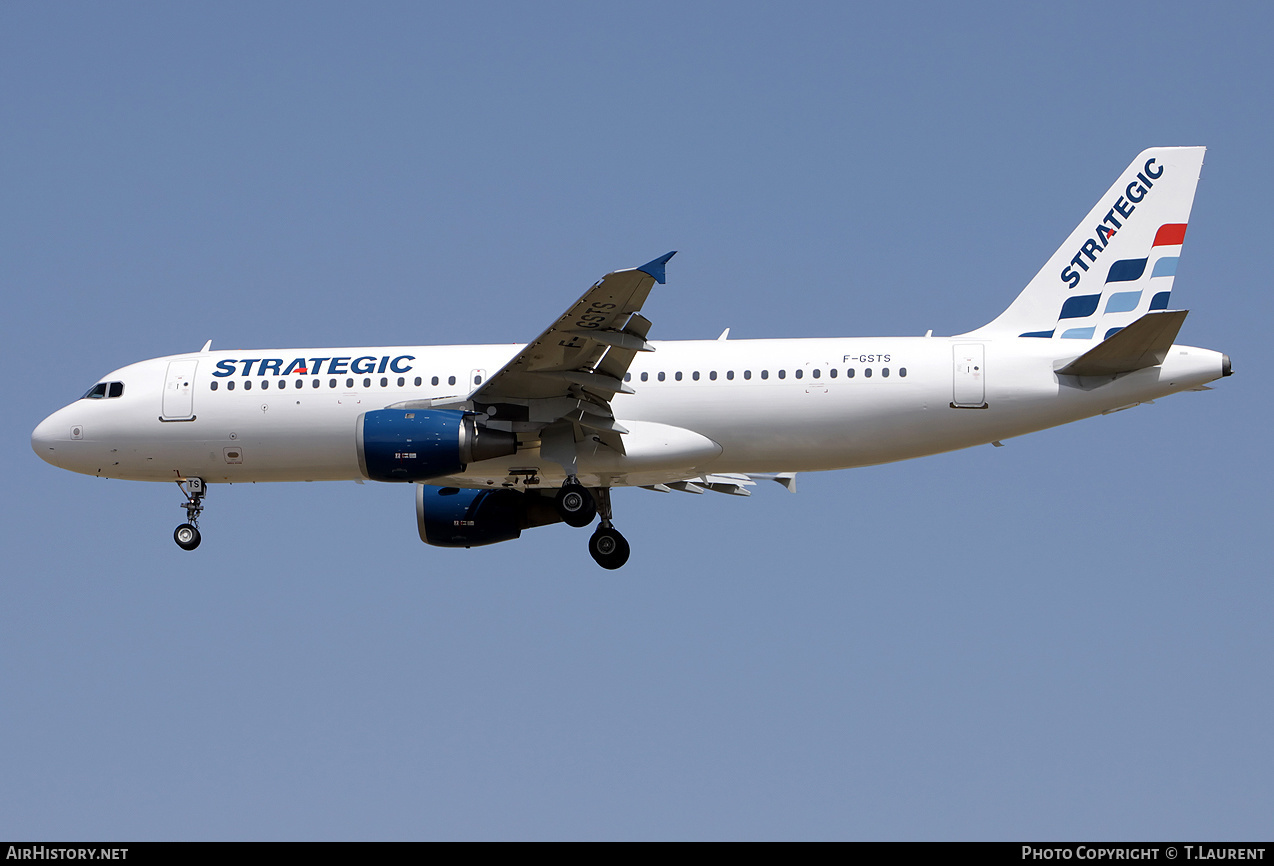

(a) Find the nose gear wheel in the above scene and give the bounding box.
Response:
[174,523,201,550]
[173,478,206,551]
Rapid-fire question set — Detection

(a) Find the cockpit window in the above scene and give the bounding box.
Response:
[82,381,124,400]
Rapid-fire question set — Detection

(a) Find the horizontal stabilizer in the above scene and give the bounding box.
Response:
[1055,310,1188,377]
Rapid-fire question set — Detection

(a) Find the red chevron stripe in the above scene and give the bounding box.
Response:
[1153,223,1187,246]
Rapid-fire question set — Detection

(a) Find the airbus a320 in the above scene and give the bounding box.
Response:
[32,147,1230,569]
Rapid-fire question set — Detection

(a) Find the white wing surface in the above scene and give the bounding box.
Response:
[464,252,675,449]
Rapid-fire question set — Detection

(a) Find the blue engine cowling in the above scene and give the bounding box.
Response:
[356,409,517,482]
[417,485,563,548]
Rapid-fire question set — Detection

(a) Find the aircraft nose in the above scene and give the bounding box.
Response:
[32,410,69,467]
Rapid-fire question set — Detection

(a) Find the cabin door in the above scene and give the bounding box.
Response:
[162,360,198,420]
[952,345,986,408]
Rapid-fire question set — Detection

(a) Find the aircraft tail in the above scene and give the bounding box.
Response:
[963,147,1205,340]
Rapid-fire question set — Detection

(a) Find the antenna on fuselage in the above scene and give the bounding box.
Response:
[199,340,213,352]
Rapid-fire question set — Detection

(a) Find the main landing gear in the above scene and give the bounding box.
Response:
[555,477,597,527]
[589,524,630,570]
[588,488,629,570]
[173,477,205,551]
[551,481,630,570]
[552,477,629,569]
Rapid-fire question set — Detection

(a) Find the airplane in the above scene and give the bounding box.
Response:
[31,146,1230,569]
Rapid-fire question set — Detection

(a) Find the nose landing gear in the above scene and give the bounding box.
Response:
[174,477,205,551]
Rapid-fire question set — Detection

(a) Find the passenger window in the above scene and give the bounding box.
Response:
[448,376,456,386]
[108,382,124,398]
[726,370,734,380]
[812,369,820,379]
[675,372,683,381]
[312,379,320,388]
[245,381,253,390]
[431,376,439,386]
[414,377,421,386]
[829,368,837,378]
[900,367,907,378]
[794,369,803,379]
[329,378,337,388]
[847,368,855,378]
[474,375,482,385]
[363,378,371,388]
[227,381,236,391]
[640,372,649,382]
[882,367,890,378]
[381,377,388,387]
[778,370,786,379]
[761,370,769,380]
[692,371,700,381]
[295,379,303,389]
[346,378,354,388]
[864,368,872,378]
[709,371,717,381]
[262,380,269,390]
[658,372,666,382]
[744,370,751,380]
[210,381,218,391]
[625,373,632,382]
[397,377,405,387]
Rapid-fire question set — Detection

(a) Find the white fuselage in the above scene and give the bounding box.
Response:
[31,335,1226,489]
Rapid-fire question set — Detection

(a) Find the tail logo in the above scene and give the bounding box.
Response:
[1022,222,1188,339]
[1060,157,1164,288]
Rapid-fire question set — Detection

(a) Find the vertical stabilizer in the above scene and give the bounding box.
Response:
[964,147,1205,340]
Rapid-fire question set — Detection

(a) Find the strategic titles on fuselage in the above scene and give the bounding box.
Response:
[1060,157,1164,289]
[212,355,416,377]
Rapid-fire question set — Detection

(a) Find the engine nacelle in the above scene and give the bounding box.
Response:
[416,485,563,548]
[356,409,517,482]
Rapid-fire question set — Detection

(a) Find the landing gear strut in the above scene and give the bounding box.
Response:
[174,477,205,551]
[555,476,597,527]
[587,487,629,570]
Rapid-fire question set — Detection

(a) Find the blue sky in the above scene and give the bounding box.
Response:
[3,1,1270,840]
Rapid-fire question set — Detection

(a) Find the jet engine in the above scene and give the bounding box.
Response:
[416,485,563,547]
[356,409,517,482]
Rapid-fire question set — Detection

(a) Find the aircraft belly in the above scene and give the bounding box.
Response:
[97,397,365,482]
[454,420,724,488]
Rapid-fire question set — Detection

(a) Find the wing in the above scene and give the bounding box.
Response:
[463,252,676,449]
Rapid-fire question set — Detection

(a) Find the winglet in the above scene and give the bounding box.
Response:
[637,251,677,284]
